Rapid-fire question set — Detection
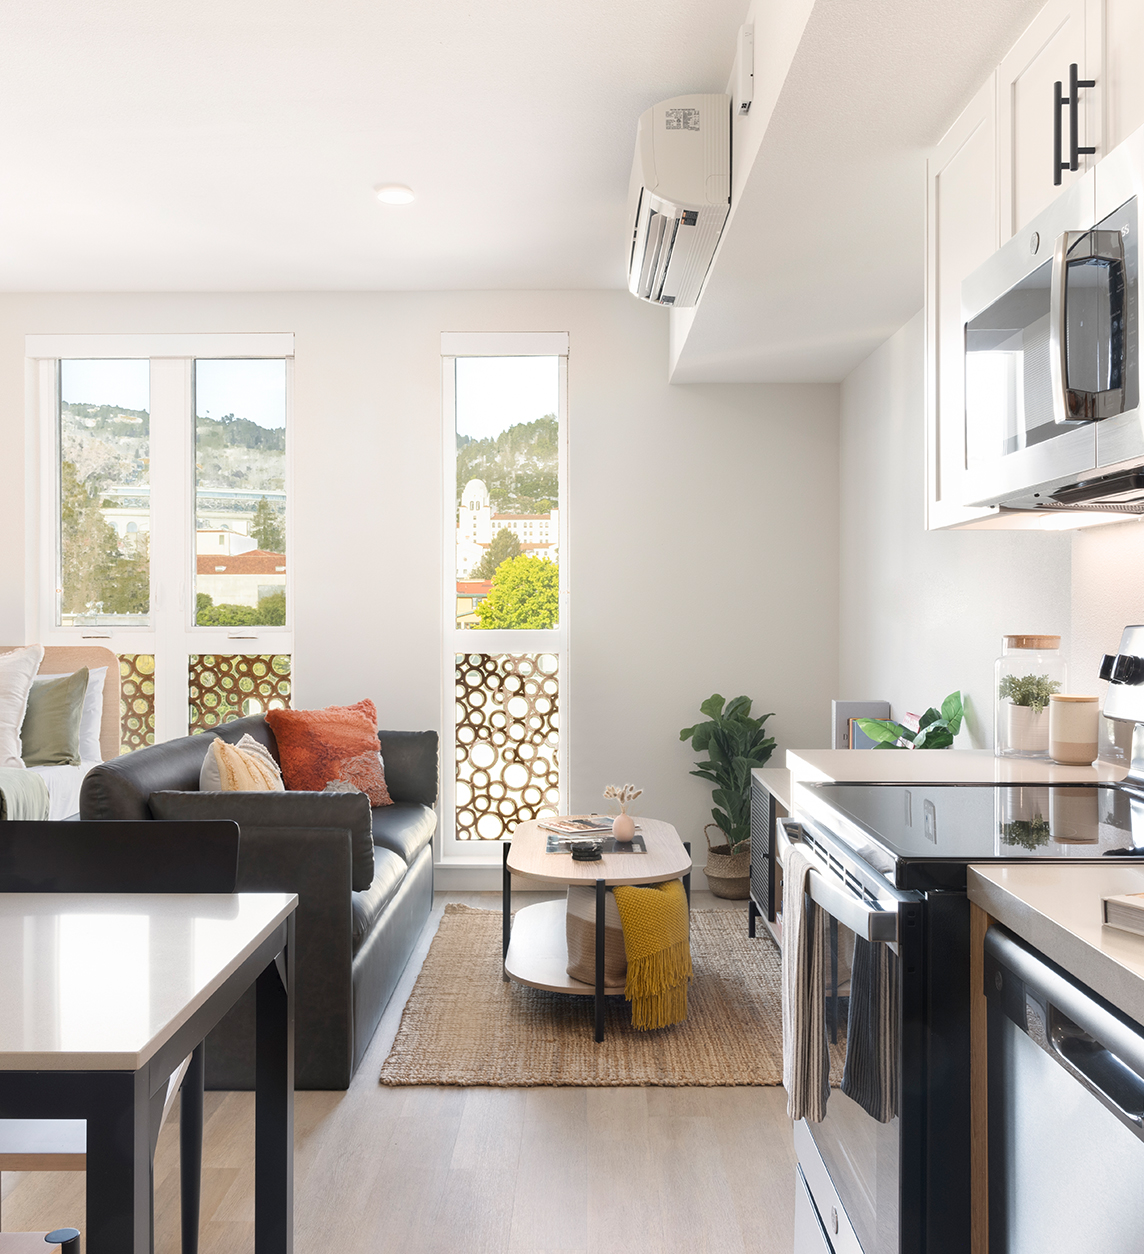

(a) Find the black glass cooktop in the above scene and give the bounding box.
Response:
[797,781,1144,890]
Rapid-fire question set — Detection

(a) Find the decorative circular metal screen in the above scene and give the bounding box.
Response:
[189,654,292,733]
[118,654,155,753]
[455,652,559,840]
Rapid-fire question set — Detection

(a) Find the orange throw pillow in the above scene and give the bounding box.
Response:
[266,699,393,807]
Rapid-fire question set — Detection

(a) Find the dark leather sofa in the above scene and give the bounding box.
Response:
[79,713,437,1090]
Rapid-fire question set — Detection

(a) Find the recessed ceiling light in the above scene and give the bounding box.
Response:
[374,184,415,205]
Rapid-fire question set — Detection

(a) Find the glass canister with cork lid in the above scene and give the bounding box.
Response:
[994,635,1066,758]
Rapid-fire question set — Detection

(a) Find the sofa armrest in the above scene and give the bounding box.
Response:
[149,791,358,1088]
[147,789,375,892]
[378,730,439,807]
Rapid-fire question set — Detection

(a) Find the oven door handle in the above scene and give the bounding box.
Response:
[777,819,898,944]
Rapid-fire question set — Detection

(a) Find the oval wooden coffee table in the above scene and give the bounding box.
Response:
[501,817,692,1041]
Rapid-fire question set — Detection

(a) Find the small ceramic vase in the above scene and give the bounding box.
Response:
[612,813,635,842]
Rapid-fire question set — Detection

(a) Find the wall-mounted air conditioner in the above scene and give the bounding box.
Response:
[626,93,731,308]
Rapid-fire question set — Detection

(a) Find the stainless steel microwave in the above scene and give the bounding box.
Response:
[960,126,1144,514]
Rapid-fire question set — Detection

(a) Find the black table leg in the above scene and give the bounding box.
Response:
[83,1070,154,1252]
[595,878,606,1043]
[502,840,512,980]
[255,917,294,1254]
[748,898,758,938]
[181,1042,204,1254]
[683,840,691,908]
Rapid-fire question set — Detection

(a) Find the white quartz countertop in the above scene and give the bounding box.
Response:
[968,864,1144,1028]
[787,748,1128,786]
[750,767,791,811]
[0,892,296,1070]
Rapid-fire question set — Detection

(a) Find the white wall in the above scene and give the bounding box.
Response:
[838,310,1073,745]
[1071,520,1144,684]
[0,289,840,877]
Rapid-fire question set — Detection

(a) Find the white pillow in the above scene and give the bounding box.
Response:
[0,645,46,769]
[80,667,107,762]
[33,665,107,763]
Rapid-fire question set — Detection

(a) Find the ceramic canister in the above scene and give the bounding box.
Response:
[1049,786,1100,843]
[1048,694,1100,765]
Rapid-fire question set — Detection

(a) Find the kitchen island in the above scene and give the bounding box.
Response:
[968,862,1144,1030]
[968,863,1144,1254]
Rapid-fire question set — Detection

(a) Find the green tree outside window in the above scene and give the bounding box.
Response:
[474,555,558,629]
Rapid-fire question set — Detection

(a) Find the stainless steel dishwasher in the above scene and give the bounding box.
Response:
[984,924,1144,1253]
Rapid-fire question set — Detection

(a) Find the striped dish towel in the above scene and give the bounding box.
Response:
[841,936,899,1122]
[781,841,829,1122]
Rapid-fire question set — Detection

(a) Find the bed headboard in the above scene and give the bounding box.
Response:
[1,645,122,761]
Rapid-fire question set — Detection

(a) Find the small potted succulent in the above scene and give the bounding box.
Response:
[680,694,776,898]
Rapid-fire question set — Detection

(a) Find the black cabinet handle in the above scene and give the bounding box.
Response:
[1056,63,1096,185]
[1054,79,1065,186]
[1069,62,1096,172]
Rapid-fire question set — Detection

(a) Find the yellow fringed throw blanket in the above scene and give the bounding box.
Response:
[612,879,692,1030]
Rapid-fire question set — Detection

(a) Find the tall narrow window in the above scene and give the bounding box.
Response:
[454,356,560,629]
[194,359,288,626]
[57,359,150,626]
[442,334,568,860]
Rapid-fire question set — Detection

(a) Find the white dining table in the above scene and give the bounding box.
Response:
[0,891,297,1253]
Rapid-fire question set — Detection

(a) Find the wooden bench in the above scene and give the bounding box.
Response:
[0,1235,75,1252]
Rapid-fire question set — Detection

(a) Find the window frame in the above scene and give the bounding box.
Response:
[439,332,570,865]
[28,333,294,746]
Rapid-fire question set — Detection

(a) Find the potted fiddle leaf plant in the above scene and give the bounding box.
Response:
[680,694,776,898]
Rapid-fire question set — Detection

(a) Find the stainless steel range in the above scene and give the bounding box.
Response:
[787,626,1144,1254]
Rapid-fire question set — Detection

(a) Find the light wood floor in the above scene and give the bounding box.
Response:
[0,892,797,1253]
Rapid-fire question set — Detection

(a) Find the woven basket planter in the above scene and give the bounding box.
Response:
[703,824,750,899]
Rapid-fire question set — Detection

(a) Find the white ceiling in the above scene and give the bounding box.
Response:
[670,0,1049,382]
[0,0,748,291]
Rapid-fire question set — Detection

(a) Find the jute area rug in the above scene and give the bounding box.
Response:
[379,904,847,1087]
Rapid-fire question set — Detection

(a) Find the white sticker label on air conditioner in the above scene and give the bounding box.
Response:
[664,108,700,131]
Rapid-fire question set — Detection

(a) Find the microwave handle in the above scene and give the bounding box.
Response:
[777,819,898,944]
[1050,230,1071,424]
[1050,228,1127,424]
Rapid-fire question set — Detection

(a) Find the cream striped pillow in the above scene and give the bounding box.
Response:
[201,734,284,792]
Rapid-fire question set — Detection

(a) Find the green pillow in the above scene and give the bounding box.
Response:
[21,667,88,766]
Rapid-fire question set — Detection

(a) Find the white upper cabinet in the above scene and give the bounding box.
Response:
[1104,0,1144,152]
[998,0,1101,240]
[926,75,1001,530]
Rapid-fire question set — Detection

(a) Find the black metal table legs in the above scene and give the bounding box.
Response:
[594,878,606,1042]
[256,919,294,1254]
[502,840,512,980]
[180,1044,204,1254]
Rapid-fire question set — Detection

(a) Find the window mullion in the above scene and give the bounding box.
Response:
[148,358,192,743]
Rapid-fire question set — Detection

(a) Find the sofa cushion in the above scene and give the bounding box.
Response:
[371,802,436,864]
[351,847,407,954]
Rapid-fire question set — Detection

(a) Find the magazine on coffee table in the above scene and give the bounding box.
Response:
[539,816,623,836]
[545,833,647,855]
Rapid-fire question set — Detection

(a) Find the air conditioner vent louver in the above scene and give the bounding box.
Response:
[626,94,731,309]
